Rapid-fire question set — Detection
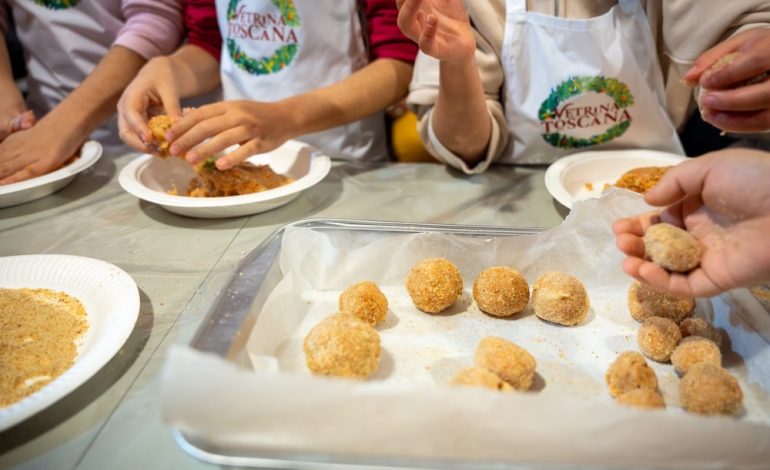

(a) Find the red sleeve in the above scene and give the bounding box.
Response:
[184,0,222,61]
[364,0,418,63]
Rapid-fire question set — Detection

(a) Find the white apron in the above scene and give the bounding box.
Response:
[216,0,387,161]
[501,0,683,164]
[8,0,125,150]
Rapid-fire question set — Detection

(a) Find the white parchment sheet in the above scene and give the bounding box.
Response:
[163,190,770,468]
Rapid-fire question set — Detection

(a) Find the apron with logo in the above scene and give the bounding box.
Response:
[9,0,124,150]
[216,0,387,161]
[500,0,683,164]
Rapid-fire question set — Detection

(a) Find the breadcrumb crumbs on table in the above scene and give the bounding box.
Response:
[0,288,88,407]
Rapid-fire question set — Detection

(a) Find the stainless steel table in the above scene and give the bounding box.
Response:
[0,150,565,470]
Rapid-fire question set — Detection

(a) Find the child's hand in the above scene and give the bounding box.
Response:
[0,107,35,143]
[613,149,770,297]
[683,29,770,133]
[166,101,293,170]
[117,56,183,153]
[396,0,476,63]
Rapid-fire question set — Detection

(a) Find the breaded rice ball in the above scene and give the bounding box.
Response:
[472,266,529,317]
[147,115,174,157]
[605,351,659,398]
[474,336,536,391]
[679,317,722,348]
[637,316,682,362]
[670,336,721,376]
[450,367,513,392]
[616,388,665,409]
[338,281,388,326]
[405,258,463,314]
[531,272,589,326]
[627,280,695,323]
[643,223,702,272]
[679,363,743,416]
[303,313,380,379]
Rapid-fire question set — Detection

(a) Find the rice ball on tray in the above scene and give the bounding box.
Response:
[450,367,513,392]
[531,272,589,326]
[303,313,381,379]
[605,351,659,398]
[472,266,529,317]
[627,280,695,323]
[474,336,536,391]
[680,363,743,416]
[670,336,722,376]
[679,317,722,348]
[643,223,702,273]
[616,388,665,410]
[637,316,682,362]
[405,258,463,314]
[339,281,388,326]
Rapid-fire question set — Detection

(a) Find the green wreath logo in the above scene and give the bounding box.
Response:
[539,76,634,149]
[226,0,301,76]
[34,0,79,10]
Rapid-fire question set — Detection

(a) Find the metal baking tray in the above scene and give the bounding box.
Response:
[176,219,551,469]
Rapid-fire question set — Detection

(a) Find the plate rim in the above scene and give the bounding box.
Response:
[0,141,103,196]
[0,254,140,431]
[544,149,687,209]
[118,140,331,209]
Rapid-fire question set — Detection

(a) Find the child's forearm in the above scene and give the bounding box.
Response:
[432,55,492,166]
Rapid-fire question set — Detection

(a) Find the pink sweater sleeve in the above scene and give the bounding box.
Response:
[114,0,184,59]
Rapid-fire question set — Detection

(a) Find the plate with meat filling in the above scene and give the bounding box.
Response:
[119,139,331,218]
[544,149,687,209]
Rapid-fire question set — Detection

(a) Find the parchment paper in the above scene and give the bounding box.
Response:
[162,189,770,468]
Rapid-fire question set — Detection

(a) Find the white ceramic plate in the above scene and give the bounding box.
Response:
[544,149,687,209]
[0,254,139,431]
[0,141,103,209]
[119,140,332,218]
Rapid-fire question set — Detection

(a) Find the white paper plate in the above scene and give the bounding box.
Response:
[119,140,331,218]
[0,140,103,209]
[0,254,139,431]
[544,149,687,209]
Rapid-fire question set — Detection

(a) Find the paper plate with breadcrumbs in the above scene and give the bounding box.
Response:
[0,254,139,431]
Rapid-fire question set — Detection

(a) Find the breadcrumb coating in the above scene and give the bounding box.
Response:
[531,272,589,326]
[616,388,665,409]
[450,367,513,392]
[405,258,463,314]
[605,351,659,398]
[338,281,388,326]
[627,280,694,323]
[637,316,682,362]
[671,336,721,376]
[303,313,381,379]
[679,318,722,348]
[680,363,743,416]
[474,336,536,391]
[472,266,529,317]
[643,223,701,272]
